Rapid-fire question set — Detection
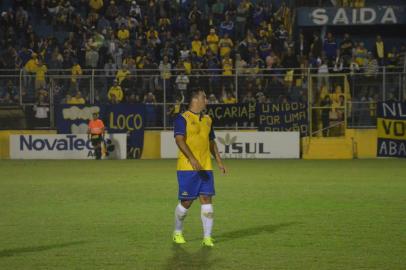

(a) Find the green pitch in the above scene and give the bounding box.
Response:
[0,160,405,269]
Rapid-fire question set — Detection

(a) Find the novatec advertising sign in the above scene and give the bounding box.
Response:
[10,134,127,159]
[160,131,299,159]
[297,6,406,26]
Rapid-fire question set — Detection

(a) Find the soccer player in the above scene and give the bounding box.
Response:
[172,89,226,247]
[88,112,105,160]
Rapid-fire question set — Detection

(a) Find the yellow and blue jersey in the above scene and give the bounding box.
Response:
[174,111,215,171]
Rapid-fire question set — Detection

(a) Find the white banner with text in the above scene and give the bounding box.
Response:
[10,134,127,159]
[161,131,299,159]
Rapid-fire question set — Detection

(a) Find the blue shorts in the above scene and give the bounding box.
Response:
[177,170,215,200]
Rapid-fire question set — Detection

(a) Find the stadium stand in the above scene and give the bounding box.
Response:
[0,0,405,129]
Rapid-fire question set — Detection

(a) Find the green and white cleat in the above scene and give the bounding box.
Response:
[202,237,214,247]
[173,232,186,244]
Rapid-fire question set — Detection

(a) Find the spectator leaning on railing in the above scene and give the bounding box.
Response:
[374,35,385,66]
[70,59,83,92]
[108,79,123,104]
[34,59,47,92]
[67,91,86,105]
[365,52,379,78]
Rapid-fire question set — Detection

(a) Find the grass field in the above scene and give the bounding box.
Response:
[0,159,405,270]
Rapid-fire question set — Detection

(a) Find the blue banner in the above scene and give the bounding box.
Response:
[256,102,308,137]
[203,102,308,135]
[376,102,406,158]
[106,104,145,159]
[56,105,103,134]
[205,103,257,127]
[55,104,145,159]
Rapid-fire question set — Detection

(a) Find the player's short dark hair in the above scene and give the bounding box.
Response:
[189,88,205,103]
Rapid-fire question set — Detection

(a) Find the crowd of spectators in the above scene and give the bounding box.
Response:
[0,0,405,109]
[1,0,293,105]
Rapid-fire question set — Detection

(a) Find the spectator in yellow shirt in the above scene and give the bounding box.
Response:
[135,54,146,69]
[222,91,237,104]
[24,54,38,73]
[158,17,171,31]
[354,42,368,66]
[374,35,385,66]
[35,60,47,90]
[123,55,136,68]
[67,91,86,105]
[330,85,345,105]
[200,40,209,57]
[117,24,130,43]
[23,53,38,89]
[108,80,123,103]
[71,60,83,91]
[219,33,233,58]
[146,27,159,41]
[222,55,233,91]
[183,58,192,75]
[259,21,272,39]
[207,28,219,55]
[353,0,365,8]
[222,55,233,76]
[89,0,103,12]
[159,56,171,80]
[116,65,131,85]
[191,35,203,56]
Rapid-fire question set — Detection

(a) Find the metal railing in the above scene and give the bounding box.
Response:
[0,67,405,130]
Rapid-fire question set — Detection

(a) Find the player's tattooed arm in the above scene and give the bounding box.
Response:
[175,135,203,171]
[210,140,227,174]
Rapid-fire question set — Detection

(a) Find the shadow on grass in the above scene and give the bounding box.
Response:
[164,223,297,269]
[187,222,299,243]
[0,241,87,257]
[164,245,221,270]
[215,222,299,243]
